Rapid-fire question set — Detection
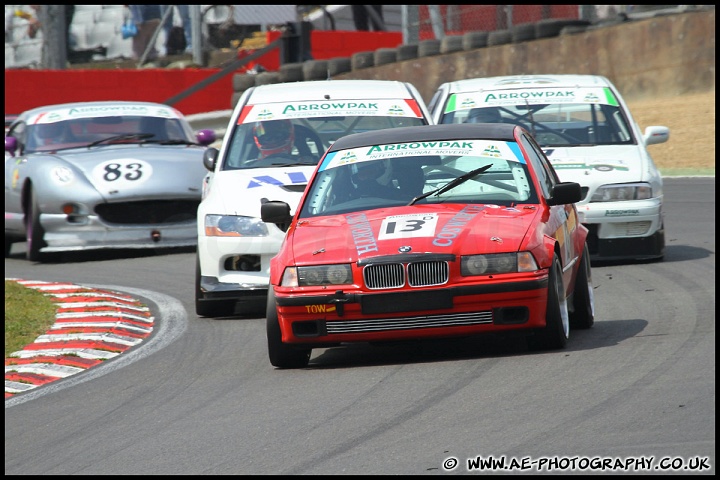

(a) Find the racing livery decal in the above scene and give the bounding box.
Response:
[444,87,619,113]
[238,99,423,124]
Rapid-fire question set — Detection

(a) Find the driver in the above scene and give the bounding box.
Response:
[464,107,502,124]
[253,119,295,158]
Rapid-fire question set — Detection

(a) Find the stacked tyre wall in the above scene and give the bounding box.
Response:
[230,9,715,108]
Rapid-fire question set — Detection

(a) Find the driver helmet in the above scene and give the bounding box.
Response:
[253,119,294,158]
[465,107,502,124]
[352,159,393,186]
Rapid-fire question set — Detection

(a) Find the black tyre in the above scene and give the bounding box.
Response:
[373,48,397,66]
[278,62,304,83]
[5,237,13,257]
[195,254,236,318]
[570,244,595,329]
[232,73,256,92]
[328,57,352,76]
[254,71,280,86]
[418,39,441,57]
[463,31,488,50]
[511,22,537,43]
[487,29,512,46]
[535,19,591,39]
[528,256,569,350]
[351,51,374,70]
[25,188,47,262]
[440,35,463,54]
[302,60,329,81]
[396,44,418,61]
[266,288,311,369]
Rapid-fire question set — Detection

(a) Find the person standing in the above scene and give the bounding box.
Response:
[127,5,162,62]
[161,5,192,54]
[351,5,384,31]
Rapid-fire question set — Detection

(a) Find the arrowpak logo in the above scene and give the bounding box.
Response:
[5,279,154,399]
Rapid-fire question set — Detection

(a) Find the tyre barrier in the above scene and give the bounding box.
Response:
[303,59,329,80]
[351,51,375,70]
[440,35,464,54]
[396,44,418,61]
[418,39,441,57]
[374,48,397,66]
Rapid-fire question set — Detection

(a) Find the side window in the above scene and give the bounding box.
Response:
[519,133,555,198]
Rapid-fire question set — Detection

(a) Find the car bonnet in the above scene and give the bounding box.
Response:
[542,145,649,185]
[54,146,207,199]
[285,204,540,265]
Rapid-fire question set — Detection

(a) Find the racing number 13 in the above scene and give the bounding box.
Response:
[379,214,439,240]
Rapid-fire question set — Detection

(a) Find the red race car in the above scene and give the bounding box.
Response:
[261,123,595,368]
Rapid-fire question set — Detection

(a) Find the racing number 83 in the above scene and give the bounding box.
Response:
[103,162,143,181]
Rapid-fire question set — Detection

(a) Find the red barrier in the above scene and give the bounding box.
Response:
[3,30,404,117]
[4,68,234,116]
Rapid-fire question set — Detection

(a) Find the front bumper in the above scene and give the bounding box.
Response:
[40,213,198,252]
[272,277,550,345]
[576,197,664,261]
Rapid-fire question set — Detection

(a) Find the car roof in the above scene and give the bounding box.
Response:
[329,123,517,151]
[18,101,178,118]
[442,74,613,92]
[246,79,419,102]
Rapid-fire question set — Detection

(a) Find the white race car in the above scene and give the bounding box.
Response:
[429,74,669,262]
[196,79,433,317]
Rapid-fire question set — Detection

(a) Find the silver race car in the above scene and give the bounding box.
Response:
[5,101,216,261]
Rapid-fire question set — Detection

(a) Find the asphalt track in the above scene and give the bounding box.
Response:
[5,174,713,402]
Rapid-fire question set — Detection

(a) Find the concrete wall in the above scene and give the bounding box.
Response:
[294,9,716,104]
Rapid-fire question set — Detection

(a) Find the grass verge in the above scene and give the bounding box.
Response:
[5,280,58,357]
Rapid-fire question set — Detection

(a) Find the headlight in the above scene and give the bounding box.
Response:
[461,252,538,275]
[204,214,268,237]
[590,183,653,202]
[281,265,353,287]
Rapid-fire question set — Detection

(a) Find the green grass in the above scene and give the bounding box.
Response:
[4,280,58,357]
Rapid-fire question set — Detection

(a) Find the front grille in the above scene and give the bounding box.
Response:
[363,261,449,289]
[95,200,199,225]
[326,310,493,334]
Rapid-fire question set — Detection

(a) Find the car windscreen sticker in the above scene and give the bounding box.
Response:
[30,105,179,124]
[92,159,153,190]
[378,213,440,240]
[444,87,619,113]
[237,99,422,124]
[319,140,525,172]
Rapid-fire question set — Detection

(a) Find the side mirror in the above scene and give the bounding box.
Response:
[547,181,582,206]
[202,147,218,171]
[261,200,293,231]
[643,125,669,146]
[5,136,18,154]
[196,129,217,146]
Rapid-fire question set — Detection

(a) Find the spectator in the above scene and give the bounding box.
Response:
[8,6,75,55]
[127,5,162,62]
[351,5,384,31]
[161,5,192,54]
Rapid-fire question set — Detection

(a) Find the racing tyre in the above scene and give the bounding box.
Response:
[195,254,236,318]
[570,244,595,329]
[266,288,311,369]
[528,256,569,350]
[5,237,13,257]
[25,188,48,262]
